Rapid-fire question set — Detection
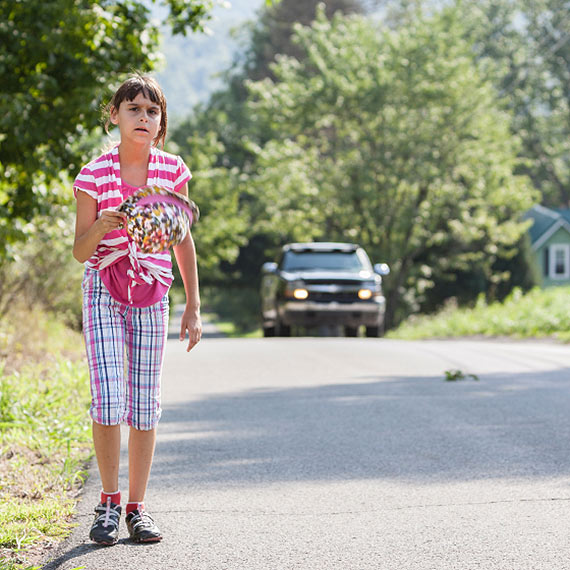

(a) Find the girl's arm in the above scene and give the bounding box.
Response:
[173,183,202,352]
[73,191,125,263]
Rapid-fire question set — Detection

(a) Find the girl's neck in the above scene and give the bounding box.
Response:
[117,142,151,166]
[118,142,152,187]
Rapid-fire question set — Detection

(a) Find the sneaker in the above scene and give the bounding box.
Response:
[89,499,121,546]
[126,508,162,543]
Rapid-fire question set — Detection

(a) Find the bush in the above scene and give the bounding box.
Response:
[0,207,83,330]
[388,286,570,342]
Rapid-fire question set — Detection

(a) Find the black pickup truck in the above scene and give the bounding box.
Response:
[260,242,389,337]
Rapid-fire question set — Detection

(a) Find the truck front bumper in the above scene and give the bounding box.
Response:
[280,298,385,327]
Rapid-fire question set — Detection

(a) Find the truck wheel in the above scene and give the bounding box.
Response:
[275,318,291,337]
[365,323,384,338]
[263,324,275,337]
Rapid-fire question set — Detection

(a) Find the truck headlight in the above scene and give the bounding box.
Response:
[358,289,373,300]
[293,288,309,300]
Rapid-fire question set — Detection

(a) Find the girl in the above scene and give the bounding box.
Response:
[73,74,201,545]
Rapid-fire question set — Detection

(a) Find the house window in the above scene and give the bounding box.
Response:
[549,244,570,279]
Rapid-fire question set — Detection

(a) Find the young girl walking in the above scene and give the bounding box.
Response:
[73,74,201,545]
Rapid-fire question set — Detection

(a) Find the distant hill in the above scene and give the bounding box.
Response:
[155,0,265,121]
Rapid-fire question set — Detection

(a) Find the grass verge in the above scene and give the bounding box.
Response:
[388,286,570,342]
[0,308,91,570]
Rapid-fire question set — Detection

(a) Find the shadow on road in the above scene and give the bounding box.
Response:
[153,366,570,488]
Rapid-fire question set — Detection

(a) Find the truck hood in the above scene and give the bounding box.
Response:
[281,269,377,283]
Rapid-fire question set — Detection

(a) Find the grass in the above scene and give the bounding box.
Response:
[388,286,570,342]
[197,285,262,337]
[0,307,91,570]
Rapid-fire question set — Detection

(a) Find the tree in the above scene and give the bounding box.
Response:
[245,4,537,326]
[461,0,570,207]
[0,0,277,260]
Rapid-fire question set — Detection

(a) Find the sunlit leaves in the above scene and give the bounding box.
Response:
[245,4,537,324]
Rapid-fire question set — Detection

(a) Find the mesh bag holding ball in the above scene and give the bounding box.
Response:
[118,185,199,253]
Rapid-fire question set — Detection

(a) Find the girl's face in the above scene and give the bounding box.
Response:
[110,92,162,146]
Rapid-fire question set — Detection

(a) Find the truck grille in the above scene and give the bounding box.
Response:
[309,291,360,303]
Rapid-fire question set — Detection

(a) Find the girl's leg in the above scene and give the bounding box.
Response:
[82,269,127,497]
[128,426,157,502]
[124,295,169,503]
[92,422,122,493]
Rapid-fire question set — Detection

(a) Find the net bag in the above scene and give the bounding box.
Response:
[117,185,199,253]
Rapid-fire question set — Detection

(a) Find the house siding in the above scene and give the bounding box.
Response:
[533,227,570,287]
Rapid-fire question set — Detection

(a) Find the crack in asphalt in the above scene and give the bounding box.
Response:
[76,496,570,519]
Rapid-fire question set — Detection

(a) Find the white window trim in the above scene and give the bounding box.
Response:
[549,244,570,279]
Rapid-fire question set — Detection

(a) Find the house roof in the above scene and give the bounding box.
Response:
[523,205,570,249]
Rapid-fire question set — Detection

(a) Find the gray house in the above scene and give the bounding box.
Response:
[523,205,570,286]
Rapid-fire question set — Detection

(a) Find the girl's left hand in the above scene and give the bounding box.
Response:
[180,308,202,352]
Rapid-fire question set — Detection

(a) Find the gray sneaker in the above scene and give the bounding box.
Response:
[89,500,121,546]
[125,508,162,543]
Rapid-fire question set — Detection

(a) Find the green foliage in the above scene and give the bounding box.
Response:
[0,0,156,257]
[169,133,249,280]
[0,0,281,261]
[0,200,83,328]
[462,0,570,208]
[201,285,261,334]
[388,286,570,341]
[244,4,537,326]
[444,369,479,381]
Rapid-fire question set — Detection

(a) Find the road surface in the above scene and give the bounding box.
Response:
[43,336,570,569]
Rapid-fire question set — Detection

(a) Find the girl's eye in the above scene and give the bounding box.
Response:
[149,109,159,115]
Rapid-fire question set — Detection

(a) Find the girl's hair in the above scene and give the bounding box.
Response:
[104,74,168,148]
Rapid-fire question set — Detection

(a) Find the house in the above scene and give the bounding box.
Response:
[523,205,570,286]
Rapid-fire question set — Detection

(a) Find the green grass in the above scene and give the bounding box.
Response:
[0,309,91,570]
[388,286,570,342]
[199,285,262,336]
[214,319,262,338]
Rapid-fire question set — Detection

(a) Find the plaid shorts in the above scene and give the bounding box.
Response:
[82,268,169,430]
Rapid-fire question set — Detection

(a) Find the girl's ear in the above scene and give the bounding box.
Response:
[109,105,119,125]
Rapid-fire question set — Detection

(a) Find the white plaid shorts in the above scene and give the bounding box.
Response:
[82,268,169,430]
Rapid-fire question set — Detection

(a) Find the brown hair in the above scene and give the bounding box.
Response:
[104,74,168,148]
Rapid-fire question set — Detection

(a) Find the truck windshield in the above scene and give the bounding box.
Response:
[282,251,369,272]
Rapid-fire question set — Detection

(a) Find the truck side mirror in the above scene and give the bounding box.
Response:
[262,262,278,274]
[374,263,390,276]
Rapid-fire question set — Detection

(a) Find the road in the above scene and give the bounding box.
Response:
[43,337,570,570]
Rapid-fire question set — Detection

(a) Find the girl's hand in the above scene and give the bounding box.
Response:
[96,208,126,235]
[180,308,202,352]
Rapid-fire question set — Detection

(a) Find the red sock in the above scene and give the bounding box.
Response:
[126,502,144,515]
[101,490,121,506]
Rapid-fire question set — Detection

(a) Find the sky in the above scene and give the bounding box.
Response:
[153,0,267,120]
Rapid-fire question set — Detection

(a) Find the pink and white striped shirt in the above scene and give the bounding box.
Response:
[74,145,192,307]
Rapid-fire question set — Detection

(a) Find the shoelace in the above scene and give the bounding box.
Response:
[103,496,112,528]
[131,508,154,529]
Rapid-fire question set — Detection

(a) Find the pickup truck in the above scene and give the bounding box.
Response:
[260,242,389,337]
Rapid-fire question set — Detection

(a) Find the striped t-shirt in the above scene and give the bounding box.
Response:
[74,144,192,307]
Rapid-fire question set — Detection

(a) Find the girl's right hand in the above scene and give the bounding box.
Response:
[96,209,126,235]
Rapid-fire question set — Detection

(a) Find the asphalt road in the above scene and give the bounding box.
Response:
[43,336,570,570]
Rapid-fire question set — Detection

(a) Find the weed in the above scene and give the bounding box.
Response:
[444,369,479,382]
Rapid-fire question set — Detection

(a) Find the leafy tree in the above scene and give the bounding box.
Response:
[168,132,248,283]
[245,5,537,326]
[171,0,377,278]
[243,0,367,82]
[0,0,277,261]
[461,0,570,207]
